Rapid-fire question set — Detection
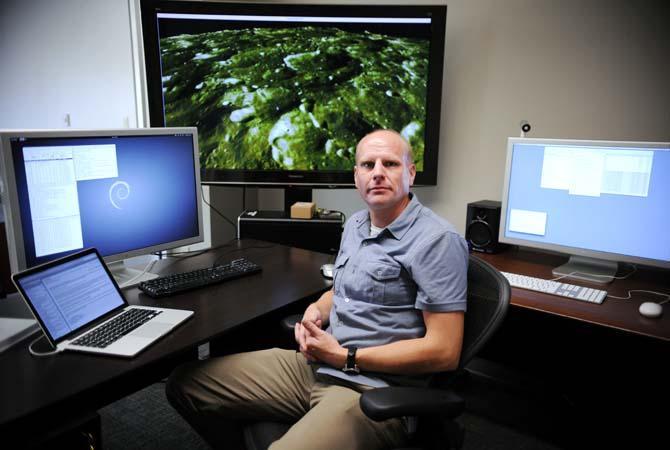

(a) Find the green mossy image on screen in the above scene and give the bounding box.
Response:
[160,27,428,171]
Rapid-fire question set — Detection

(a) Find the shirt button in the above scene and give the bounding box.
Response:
[345,297,350,303]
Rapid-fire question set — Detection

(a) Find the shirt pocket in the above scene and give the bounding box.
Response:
[365,261,411,305]
[333,254,349,297]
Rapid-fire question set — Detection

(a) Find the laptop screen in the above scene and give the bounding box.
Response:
[14,250,125,341]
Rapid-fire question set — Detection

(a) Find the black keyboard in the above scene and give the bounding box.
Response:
[138,257,262,298]
[72,308,161,348]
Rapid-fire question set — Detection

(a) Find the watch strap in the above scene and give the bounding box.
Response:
[343,346,359,373]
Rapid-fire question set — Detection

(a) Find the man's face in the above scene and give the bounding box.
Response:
[354,131,416,212]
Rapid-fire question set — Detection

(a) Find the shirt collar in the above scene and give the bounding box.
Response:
[354,192,422,241]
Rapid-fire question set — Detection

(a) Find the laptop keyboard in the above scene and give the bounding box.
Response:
[72,308,162,348]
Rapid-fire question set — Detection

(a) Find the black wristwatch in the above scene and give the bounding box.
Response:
[342,346,359,374]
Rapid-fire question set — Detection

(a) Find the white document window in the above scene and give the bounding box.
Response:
[508,209,547,236]
[23,144,119,257]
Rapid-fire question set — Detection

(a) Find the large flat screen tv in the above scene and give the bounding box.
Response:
[140,0,446,188]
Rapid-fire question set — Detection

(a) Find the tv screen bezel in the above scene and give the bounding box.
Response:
[140,0,446,187]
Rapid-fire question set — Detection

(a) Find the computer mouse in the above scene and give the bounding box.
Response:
[320,264,334,279]
[638,302,663,319]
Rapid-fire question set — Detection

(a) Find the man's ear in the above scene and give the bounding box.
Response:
[353,165,360,189]
[408,163,416,186]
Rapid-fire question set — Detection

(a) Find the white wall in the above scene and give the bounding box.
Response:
[1,0,668,238]
[0,0,138,128]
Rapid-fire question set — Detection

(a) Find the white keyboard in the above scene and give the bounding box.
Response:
[501,272,607,304]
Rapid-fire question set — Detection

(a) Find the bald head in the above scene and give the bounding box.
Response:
[353,128,417,226]
[355,129,413,166]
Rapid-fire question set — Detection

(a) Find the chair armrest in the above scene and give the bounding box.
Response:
[359,386,465,422]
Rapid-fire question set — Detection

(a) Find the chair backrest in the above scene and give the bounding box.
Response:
[458,255,510,370]
[431,255,509,389]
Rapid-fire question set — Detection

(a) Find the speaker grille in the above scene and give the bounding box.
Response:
[466,219,493,248]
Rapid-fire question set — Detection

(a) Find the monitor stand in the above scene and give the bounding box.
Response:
[552,255,618,285]
[107,259,159,288]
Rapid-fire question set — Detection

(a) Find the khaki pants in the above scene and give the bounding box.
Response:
[166,348,408,450]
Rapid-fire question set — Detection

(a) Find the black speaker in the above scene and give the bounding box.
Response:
[465,200,506,254]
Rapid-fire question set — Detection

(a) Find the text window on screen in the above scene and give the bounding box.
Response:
[540,146,653,198]
[42,255,121,332]
[23,145,119,257]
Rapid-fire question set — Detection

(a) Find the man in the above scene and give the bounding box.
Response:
[166,129,468,450]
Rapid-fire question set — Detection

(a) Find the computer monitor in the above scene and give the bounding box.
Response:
[139,0,446,205]
[0,127,204,285]
[499,137,670,284]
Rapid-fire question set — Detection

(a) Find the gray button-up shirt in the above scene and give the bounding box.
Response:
[328,193,468,350]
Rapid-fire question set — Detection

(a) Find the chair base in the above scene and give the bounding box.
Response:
[243,418,464,450]
[243,421,291,450]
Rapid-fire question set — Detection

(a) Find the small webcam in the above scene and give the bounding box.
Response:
[520,120,531,133]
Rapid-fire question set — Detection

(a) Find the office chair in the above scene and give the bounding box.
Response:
[243,255,510,450]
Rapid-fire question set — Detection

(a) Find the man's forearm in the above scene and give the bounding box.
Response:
[314,334,459,375]
[356,337,457,374]
[355,311,464,375]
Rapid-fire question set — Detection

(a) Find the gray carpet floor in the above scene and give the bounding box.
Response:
[99,382,562,450]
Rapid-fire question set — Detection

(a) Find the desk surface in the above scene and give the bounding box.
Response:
[474,248,670,341]
[0,240,332,435]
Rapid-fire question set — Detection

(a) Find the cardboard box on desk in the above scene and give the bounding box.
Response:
[290,202,316,219]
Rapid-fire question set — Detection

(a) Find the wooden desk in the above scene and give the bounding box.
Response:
[0,240,332,443]
[473,248,669,341]
[469,248,669,447]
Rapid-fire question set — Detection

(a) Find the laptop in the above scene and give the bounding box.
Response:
[11,248,193,357]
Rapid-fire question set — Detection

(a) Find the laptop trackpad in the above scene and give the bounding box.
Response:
[133,322,172,339]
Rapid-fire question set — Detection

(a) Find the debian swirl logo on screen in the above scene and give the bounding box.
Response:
[109,181,131,210]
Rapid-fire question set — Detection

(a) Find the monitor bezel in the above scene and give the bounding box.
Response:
[499,137,670,270]
[139,0,446,187]
[0,127,204,273]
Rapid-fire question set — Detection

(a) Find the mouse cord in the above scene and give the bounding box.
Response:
[607,290,670,304]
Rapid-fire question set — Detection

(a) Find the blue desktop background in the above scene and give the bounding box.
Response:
[11,134,200,267]
[503,143,670,263]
